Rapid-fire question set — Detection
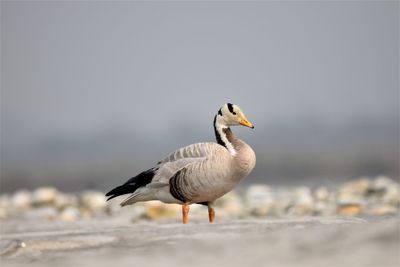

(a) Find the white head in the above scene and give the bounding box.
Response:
[215,103,254,129]
[213,103,254,156]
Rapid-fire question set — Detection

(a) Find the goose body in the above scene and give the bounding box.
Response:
[106,103,256,223]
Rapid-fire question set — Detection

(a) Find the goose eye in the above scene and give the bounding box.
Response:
[232,111,236,115]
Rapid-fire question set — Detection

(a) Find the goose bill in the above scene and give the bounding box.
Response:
[239,117,254,129]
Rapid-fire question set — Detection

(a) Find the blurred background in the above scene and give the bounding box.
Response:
[1,1,398,193]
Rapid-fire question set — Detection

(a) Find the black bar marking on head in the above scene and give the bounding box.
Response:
[227,103,236,115]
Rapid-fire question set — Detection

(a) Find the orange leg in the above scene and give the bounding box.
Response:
[208,204,215,223]
[182,203,190,224]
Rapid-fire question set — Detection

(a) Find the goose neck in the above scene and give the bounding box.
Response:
[213,115,237,156]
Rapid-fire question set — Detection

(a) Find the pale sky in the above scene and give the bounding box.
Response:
[1,1,398,191]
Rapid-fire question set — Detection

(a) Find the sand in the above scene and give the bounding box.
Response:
[1,216,399,267]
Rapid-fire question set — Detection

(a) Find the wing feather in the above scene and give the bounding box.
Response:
[157,142,213,164]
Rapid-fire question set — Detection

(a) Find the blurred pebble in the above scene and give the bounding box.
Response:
[288,187,314,216]
[372,176,395,192]
[270,189,292,216]
[80,191,107,212]
[143,201,180,220]
[105,197,124,215]
[371,176,400,206]
[312,186,334,215]
[32,187,58,206]
[336,192,364,207]
[55,193,78,210]
[313,186,329,202]
[245,184,275,216]
[339,178,370,195]
[382,186,400,206]
[59,207,80,222]
[218,191,245,218]
[11,190,32,210]
[337,204,363,216]
[336,179,370,207]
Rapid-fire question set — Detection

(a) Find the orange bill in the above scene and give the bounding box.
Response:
[239,117,254,129]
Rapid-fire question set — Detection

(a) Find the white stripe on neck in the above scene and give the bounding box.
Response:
[215,120,237,156]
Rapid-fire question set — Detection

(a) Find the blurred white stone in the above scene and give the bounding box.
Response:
[245,184,275,216]
[341,178,371,195]
[313,186,330,202]
[32,187,58,206]
[336,179,370,206]
[143,201,180,220]
[288,187,314,216]
[128,203,147,220]
[55,193,78,209]
[59,206,80,222]
[218,191,245,218]
[371,176,400,206]
[270,189,292,216]
[105,197,124,214]
[312,186,334,215]
[12,190,32,210]
[372,176,396,191]
[80,191,107,212]
[381,186,400,206]
[336,192,365,206]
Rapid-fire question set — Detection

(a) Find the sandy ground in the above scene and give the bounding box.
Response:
[1,216,399,267]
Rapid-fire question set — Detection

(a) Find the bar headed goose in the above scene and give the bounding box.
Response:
[106,103,256,224]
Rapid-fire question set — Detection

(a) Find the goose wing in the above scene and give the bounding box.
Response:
[157,142,214,164]
[150,142,222,185]
[106,142,227,202]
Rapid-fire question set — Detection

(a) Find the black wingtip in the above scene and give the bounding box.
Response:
[104,167,158,201]
[105,186,121,201]
[105,184,136,201]
[105,186,118,197]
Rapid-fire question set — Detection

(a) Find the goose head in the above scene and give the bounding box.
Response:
[216,103,254,129]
